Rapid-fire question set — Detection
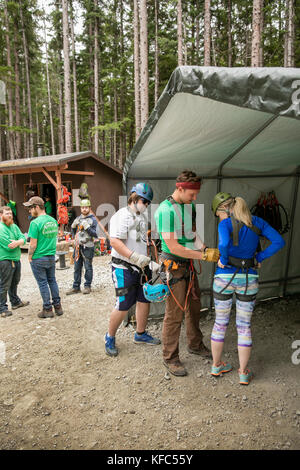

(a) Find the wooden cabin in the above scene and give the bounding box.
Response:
[0,151,123,234]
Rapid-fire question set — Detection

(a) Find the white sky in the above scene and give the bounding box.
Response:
[37,0,84,56]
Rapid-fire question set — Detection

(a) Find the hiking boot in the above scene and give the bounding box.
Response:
[0,310,12,318]
[187,343,212,358]
[11,301,30,310]
[104,333,118,357]
[82,287,91,294]
[133,331,161,345]
[66,288,81,295]
[54,304,64,316]
[38,308,54,319]
[163,360,187,377]
[211,362,233,377]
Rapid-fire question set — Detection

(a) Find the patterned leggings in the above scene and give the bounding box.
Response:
[211,275,259,348]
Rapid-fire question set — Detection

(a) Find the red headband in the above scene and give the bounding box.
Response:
[176,182,201,190]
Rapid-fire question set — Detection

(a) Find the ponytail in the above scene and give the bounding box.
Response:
[232,197,252,228]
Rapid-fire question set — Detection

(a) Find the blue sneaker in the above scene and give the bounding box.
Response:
[133,331,161,346]
[104,333,118,357]
[211,362,233,376]
[239,369,254,385]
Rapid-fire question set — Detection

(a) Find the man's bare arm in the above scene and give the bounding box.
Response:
[28,238,37,262]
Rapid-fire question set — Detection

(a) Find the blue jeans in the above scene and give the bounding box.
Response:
[73,246,94,289]
[30,256,61,310]
[0,260,22,313]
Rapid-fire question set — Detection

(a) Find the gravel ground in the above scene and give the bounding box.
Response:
[0,252,299,450]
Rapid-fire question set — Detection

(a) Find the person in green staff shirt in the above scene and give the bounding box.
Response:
[23,196,63,319]
[44,195,53,216]
[0,206,29,318]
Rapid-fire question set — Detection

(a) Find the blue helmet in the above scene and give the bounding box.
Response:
[130,182,153,203]
[143,282,170,303]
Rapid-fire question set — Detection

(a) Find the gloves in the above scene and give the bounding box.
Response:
[80,218,91,231]
[71,217,80,230]
[202,247,220,262]
[129,251,151,269]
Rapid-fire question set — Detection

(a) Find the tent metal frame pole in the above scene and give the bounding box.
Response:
[129,172,299,180]
[282,167,300,297]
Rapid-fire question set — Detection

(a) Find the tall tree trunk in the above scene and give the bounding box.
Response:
[227,0,232,67]
[20,2,34,157]
[139,0,149,131]
[58,73,65,154]
[4,2,15,161]
[251,0,263,67]
[119,0,126,166]
[43,15,56,155]
[259,0,264,66]
[154,0,159,105]
[13,33,22,159]
[94,2,99,156]
[114,89,118,167]
[133,0,141,140]
[284,0,295,67]
[62,0,73,153]
[177,0,184,66]
[211,27,217,66]
[70,1,80,152]
[204,0,211,66]
[183,23,188,65]
[196,13,200,64]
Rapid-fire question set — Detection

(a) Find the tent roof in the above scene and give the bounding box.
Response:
[124,66,300,185]
[0,151,123,175]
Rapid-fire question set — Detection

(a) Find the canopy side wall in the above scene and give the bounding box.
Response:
[128,174,299,310]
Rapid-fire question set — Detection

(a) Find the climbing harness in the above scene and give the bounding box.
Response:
[214,216,261,299]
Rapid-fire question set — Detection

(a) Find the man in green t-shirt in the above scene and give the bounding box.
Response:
[23,196,63,318]
[0,206,29,317]
[154,170,219,377]
[44,195,53,216]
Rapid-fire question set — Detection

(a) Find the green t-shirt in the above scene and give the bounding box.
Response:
[154,199,196,255]
[28,215,58,259]
[0,222,26,261]
[45,200,53,216]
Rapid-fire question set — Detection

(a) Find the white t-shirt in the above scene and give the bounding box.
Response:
[109,206,148,269]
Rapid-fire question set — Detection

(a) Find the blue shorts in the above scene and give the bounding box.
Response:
[112,266,149,311]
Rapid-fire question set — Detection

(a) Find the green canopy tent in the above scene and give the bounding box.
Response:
[123,66,300,310]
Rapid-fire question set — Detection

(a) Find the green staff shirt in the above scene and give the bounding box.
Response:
[0,222,26,261]
[154,199,196,254]
[28,215,58,260]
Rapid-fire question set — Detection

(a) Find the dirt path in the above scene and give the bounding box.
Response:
[0,253,299,450]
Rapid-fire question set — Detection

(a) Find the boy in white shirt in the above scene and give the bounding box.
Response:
[105,183,160,357]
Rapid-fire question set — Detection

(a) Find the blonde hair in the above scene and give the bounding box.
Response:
[219,197,252,227]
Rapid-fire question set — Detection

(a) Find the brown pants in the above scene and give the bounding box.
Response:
[162,264,203,363]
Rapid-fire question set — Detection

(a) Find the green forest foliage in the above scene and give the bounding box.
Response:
[0,0,299,169]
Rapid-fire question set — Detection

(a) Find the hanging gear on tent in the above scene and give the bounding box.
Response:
[251,191,289,235]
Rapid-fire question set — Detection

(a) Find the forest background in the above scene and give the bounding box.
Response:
[0,0,299,200]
